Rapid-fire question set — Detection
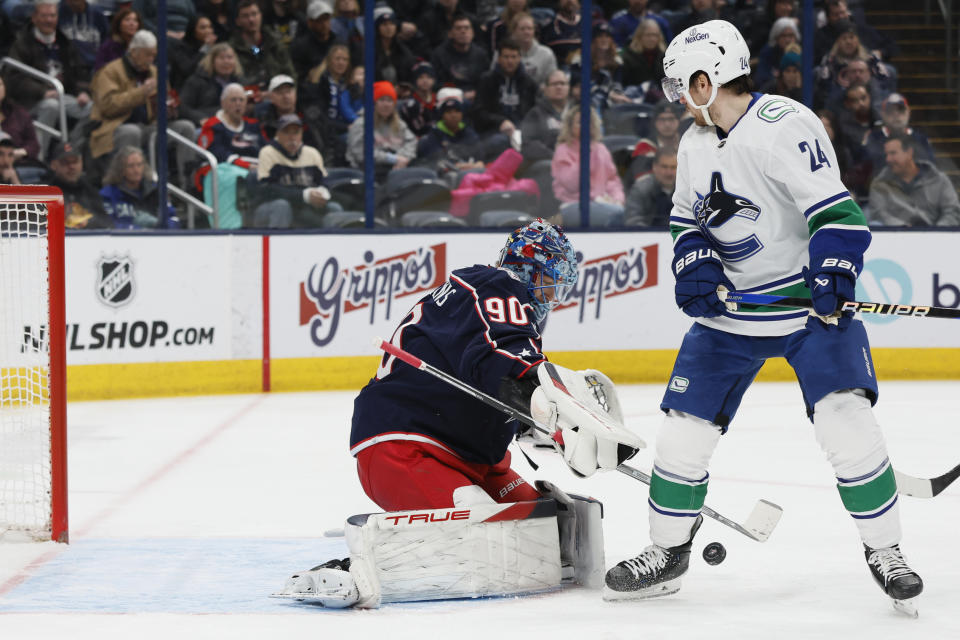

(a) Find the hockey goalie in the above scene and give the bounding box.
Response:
[272,219,645,608]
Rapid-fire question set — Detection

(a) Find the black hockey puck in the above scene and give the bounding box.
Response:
[702,541,727,565]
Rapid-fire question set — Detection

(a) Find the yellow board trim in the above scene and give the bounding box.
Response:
[63,348,960,401]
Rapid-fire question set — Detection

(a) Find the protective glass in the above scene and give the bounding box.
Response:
[661,76,685,103]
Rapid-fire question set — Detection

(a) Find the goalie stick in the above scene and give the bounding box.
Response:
[372,337,784,543]
[718,290,960,320]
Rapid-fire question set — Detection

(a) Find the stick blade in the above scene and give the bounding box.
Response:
[895,470,934,499]
[741,499,783,543]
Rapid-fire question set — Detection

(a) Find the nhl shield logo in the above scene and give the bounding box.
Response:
[96,257,135,307]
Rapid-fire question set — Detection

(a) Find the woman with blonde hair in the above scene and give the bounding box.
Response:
[621,18,666,88]
[302,44,355,166]
[346,81,416,182]
[179,43,245,124]
[550,104,624,228]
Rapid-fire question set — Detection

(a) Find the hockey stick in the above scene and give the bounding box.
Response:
[894,463,960,499]
[372,337,783,543]
[719,290,960,320]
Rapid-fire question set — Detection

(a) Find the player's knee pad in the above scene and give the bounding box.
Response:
[452,484,497,506]
[535,480,604,588]
[655,410,722,480]
[344,500,563,608]
[813,389,888,478]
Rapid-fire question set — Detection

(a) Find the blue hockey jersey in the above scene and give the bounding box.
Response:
[350,265,546,465]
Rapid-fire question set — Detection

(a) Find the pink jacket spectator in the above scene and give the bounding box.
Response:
[449,148,541,217]
[551,141,625,205]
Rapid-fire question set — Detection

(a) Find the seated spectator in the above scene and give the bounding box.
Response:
[346,81,416,181]
[541,0,581,66]
[591,22,623,82]
[675,0,732,35]
[94,8,141,72]
[836,83,878,151]
[763,47,803,102]
[229,0,295,91]
[261,0,306,48]
[0,133,22,185]
[817,107,868,203]
[372,7,416,86]
[418,0,475,55]
[551,104,625,228]
[610,0,672,48]
[753,16,798,91]
[520,69,570,163]
[88,31,195,178]
[814,0,896,63]
[4,0,92,159]
[257,75,298,139]
[415,87,483,175]
[180,43,245,125]
[630,101,681,179]
[199,83,264,166]
[867,134,960,227]
[302,44,354,166]
[473,39,537,140]
[483,0,527,55]
[99,146,180,229]
[498,11,556,88]
[748,0,796,53]
[430,13,490,102]
[0,75,40,161]
[331,0,363,60]
[169,15,219,92]
[864,93,935,177]
[198,0,236,42]
[621,18,666,90]
[818,22,895,108]
[132,0,196,39]
[47,141,112,229]
[254,113,340,227]
[58,0,109,72]
[399,61,439,138]
[625,146,676,226]
[290,1,338,84]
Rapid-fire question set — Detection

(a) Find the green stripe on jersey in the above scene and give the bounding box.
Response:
[808,199,869,236]
[670,222,697,242]
[837,466,898,514]
[650,469,709,512]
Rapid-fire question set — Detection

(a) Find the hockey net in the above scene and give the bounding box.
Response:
[0,186,67,542]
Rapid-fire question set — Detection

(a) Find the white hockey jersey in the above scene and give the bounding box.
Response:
[670,93,871,336]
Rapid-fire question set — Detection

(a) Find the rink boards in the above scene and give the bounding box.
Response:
[12,230,959,399]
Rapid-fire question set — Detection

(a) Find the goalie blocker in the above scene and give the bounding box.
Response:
[272,482,603,607]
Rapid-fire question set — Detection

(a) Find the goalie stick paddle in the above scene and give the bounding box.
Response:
[373,337,784,543]
[720,291,960,320]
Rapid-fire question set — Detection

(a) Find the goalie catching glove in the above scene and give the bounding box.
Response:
[530,363,645,477]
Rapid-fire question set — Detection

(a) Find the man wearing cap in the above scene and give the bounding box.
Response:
[399,61,439,137]
[253,113,339,228]
[371,7,416,85]
[257,74,315,145]
[416,87,483,175]
[863,93,935,177]
[430,13,490,101]
[0,133,21,185]
[48,141,113,229]
[290,1,339,83]
[867,132,960,227]
[229,0,295,91]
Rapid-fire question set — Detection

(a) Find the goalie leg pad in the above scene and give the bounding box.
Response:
[813,390,901,548]
[345,500,563,608]
[535,480,605,589]
[649,410,722,548]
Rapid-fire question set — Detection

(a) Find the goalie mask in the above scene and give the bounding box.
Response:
[661,20,751,126]
[497,218,578,323]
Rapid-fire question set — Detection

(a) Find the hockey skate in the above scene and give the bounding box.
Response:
[864,544,923,617]
[270,558,359,608]
[603,516,702,601]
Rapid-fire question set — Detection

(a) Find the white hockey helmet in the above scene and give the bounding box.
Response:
[661,20,751,125]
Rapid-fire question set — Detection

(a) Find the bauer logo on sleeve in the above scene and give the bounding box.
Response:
[96,256,135,307]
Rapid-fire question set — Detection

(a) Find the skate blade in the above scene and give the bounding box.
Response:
[602,578,681,602]
[270,591,357,608]
[892,597,919,618]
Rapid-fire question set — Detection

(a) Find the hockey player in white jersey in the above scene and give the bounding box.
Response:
[603,21,923,615]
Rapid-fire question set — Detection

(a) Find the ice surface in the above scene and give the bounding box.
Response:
[1,382,958,639]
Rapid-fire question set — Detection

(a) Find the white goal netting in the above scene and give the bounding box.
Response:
[0,201,55,540]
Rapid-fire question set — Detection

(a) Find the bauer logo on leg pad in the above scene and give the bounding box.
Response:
[669,376,690,393]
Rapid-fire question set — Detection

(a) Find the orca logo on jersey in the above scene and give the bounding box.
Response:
[693,172,764,262]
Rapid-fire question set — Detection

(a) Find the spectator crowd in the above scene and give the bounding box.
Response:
[0,0,957,229]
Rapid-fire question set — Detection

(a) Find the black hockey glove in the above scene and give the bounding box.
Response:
[803,255,859,330]
[673,246,734,318]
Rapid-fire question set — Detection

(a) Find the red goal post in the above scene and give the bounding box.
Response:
[0,185,67,543]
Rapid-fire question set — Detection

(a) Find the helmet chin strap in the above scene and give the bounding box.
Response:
[683,83,719,127]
